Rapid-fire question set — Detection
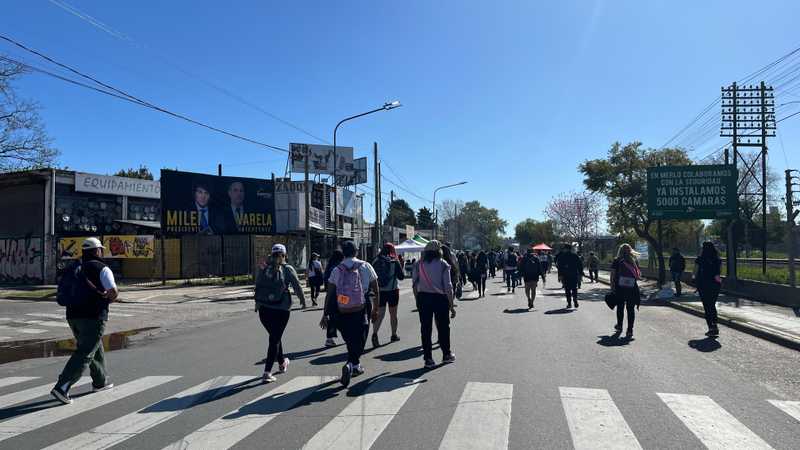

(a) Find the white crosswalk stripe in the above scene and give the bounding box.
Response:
[25,313,64,320]
[42,376,252,450]
[303,377,422,450]
[0,325,48,334]
[768,399,800,423]
[439,382,513,450]
[0,376,179,443]
[106,312,133,318]
[560,387,642,450]
[18,320,70,328]
[0,376,39,389]
[162,376,336,450]
[0,378,91,409]
[658,393,774,450]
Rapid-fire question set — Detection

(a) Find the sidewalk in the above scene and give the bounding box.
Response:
[595,270,800,351]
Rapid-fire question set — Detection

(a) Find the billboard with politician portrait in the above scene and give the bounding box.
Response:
[160,170,276,235]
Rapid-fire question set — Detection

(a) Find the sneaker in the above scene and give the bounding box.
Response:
[340,363,352,387]
[51,386,72,405]
[567,303,572,309]
[424,358,436,369]
[706,328,720,337]
[262,372,277,383]
[353,364,365,376]
[92,382,114,393]
[625,329,634,339]
[443,353,456,364]
[312,300,318,307]
[277,358,290,374]
[614,323,622,332]
[574,301,579,308]
[371,333,380,348]
[325,338,337,348]
[390,335,400,342]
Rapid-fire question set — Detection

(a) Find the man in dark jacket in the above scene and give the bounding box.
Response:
[669,247,687,296]
[51,238,119,405]
[556,244,583,309]
[518,248,542,309]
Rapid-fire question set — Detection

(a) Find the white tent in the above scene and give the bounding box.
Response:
[395,239,425,254]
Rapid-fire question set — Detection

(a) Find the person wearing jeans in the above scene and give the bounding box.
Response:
[413,240,456,369]
[610,243,642,338]
[693,242,722,336]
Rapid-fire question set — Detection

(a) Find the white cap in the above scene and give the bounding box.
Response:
[271,243,287,254]
[81,237,104,250]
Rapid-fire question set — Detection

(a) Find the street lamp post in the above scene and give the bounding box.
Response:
[432,181,468,241]
[332,100,401,246]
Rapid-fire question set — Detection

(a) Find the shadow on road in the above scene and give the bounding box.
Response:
[597,333,631,347]
[374,346,423,362]
[544,308,575,315]
[286,345,332,361]
[688,337,721,352]
[503,308,531,314]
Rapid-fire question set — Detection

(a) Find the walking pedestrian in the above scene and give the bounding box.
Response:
[693,242,722,337]
[322,250,344,347]
[610,243,642,338]
[442,245,461,300]
[537,250,548,286]
[371,243,405,347]
[503,247,519,293]
[307,253,323,306]
[518,248,542,309]
[468,252,478,292]
[587,252,600,283]
[475,251,489,297]
[413,240,456,369]
[51,238,119,405]
[669,247,687,297]
[556,244,583,308]
[320,241,379,387]
[488,250,497,278]
[457,252,469,287]
[254,243,306,383]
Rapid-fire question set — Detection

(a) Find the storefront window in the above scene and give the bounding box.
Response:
[127,199,160,222]
[55,184,121,235]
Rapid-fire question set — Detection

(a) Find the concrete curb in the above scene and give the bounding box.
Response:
[594,275,800,352]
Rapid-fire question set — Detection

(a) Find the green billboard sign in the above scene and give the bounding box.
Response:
[647,165,738,220]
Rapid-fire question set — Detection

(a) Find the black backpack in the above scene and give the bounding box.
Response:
[374,257,395,289]
[56,261,97,307]
[521,255,541,278]
[506,253,518,268]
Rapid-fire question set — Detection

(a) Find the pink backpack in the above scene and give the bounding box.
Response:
[336,262,366,313]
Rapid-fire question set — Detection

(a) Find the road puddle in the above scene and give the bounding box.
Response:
[0,327,159,364]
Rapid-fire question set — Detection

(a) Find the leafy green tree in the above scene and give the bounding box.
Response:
[385,198,416,228]
[416,206,435,229]
[458,201,507,249]
[114,165,154,180]
[580,141,691,284]
[514,219,556,247]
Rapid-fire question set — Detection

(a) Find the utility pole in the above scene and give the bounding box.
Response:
[304,145,311,269]
[787,169,799,287]
[721,81,775,278]
[374,142,382,250]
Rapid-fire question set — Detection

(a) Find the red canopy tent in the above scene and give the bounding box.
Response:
[532,243,552,251]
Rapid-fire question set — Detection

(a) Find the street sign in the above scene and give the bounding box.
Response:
[647,165,738,220]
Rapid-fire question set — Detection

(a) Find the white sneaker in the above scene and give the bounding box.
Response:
[262,372,277,383]
[325,338,337,348]
[353,364,365,376]
[92,383,114,393]
[277,358,290,374]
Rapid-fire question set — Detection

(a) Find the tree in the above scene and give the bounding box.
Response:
[544,191,602,251]
[416,206,435,229]
[1,59,58,172]
[439,199,466,247]
[114,165,154,180]
[580,141,692,285]
[457,201,507,250]
[514,219,556,247]
[385,198,416,228]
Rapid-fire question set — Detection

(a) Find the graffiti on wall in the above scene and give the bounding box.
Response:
[0,236,43,283]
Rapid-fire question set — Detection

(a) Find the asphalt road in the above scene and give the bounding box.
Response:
[0,274,798,449]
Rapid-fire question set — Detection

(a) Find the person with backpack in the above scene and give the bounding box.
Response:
[503,247,519,293]
[320,241,379,387]
[322,250,344,347]
[307,253,324,307]
[519,248,542,309]
[475,251,489,297]
[669,247,687,297]
[371,243,405,347]
[610,243,642,338]
[442,245,462,300]
[413,240,456,369]
[556,244,583,309]
[693,242,722,337]
[51,238,119,405]
[537,250,548,286]
[254,243,306,383]
[587,252,600,283]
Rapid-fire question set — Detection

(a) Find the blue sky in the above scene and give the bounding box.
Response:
[3,0,800,233]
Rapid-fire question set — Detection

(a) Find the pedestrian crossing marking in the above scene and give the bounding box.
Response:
[0,378,91,410]
[0,325,47,334]
[658,393,774,450]
[559,387,642,450]
[768,399,800,423]
[162,376,337,450]
[42,376,253,450]
[25,313,64,320]
[439,382,513,450]
[302,377,422,450]
[107,312,133,317]
[0,376,39,389]
[19,320,70,328]
[0,376,179,443]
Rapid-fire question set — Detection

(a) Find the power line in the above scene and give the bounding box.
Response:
[47,0,329,144]
[0,35,289,154]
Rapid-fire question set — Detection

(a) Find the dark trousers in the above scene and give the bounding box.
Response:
[564,287,578,305]
[477,274,486,295]
[489,265,496,278]
[57,318,107,391]
[326,317,338,339]
[258,307,290,372]
[459,270,467,286]
[699,285,720,330]
[504,270,516,290]
[309,278,321,301]
[337,311,369,366]
[589,268,599,282]
[417,292,451,360]
[671,272,683,295]
[615,287,638,331]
